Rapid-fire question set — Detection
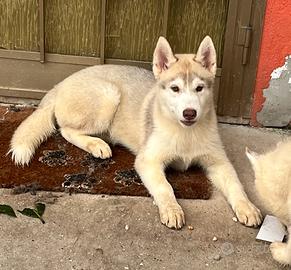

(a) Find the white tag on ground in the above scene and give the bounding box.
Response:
[256,215,287,243]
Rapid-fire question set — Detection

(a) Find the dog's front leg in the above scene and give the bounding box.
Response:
[135,153,185,229]
[199,152,262,227]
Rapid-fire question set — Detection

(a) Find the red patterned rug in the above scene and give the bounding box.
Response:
[0,106,212,199]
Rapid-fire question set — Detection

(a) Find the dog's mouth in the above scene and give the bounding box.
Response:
[180,120,196,126]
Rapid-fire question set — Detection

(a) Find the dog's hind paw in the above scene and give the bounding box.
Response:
[159,203,185,229]
[270,242,291,265]
[233,199,262,227]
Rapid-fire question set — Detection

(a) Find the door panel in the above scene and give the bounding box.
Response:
[45,0,102,57]
[105,0,165,61]
[167,0,229,67]
[218,0,266,119]
[0,0,39,51]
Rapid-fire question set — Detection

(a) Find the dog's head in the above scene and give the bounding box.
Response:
[153,36,216,127]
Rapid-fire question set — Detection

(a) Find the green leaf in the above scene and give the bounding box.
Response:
[35,203,45,216]
[18,203,46,224]
[0,204,17,217]
[18,208,38,219]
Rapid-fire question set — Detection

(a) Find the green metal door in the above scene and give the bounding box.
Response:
[0,0,266,123]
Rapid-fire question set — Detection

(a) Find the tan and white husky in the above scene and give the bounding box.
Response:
[246,140,291,265]
[10,36,262,229]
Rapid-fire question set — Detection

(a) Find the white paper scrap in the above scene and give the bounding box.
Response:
[256,215,287,243]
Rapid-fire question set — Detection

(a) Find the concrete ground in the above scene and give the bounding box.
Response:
[0,124,290,270]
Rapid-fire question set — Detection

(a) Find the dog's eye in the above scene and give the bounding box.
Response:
[170,86,180,92]
[196,86,204,92]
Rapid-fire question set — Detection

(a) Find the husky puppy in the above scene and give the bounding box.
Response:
[10,36,262,229]
[246,139,291,265]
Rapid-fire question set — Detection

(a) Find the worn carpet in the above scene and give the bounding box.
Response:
[0,106,212,199]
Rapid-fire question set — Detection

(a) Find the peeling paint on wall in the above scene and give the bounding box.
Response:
[257,56,291,127]
[251,1,291,126]
[270,56,290,79]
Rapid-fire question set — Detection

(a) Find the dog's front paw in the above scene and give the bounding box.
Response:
[233,200,262,227]
[270,242,291,265]
[159,203,185,229]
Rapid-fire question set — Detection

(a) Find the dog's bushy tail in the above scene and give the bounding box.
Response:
[9,89,57,166]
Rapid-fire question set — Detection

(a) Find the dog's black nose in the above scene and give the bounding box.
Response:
[183,108,197,120]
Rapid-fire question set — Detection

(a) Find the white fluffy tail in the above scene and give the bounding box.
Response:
[9,89,57,165]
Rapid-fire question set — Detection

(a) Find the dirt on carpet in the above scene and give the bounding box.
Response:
[0,105,212,199]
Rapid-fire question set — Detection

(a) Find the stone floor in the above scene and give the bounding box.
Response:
[0,124,290,270]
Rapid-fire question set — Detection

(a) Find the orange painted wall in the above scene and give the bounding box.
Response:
[251,0,291,126]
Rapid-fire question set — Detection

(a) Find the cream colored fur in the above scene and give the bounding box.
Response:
[10,36,262,229]
[9,89,57,165]
[246,139,291,265]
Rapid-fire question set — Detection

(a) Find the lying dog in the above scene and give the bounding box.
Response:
[247,139,291,265]
[10,36,261,229]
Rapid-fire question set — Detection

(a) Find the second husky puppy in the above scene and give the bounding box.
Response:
[246,139,291,265]
[10,36,262,229]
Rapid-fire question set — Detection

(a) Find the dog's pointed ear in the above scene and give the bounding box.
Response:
[153,36,177,78]
[245,147,259,167]
[195,36,217,75]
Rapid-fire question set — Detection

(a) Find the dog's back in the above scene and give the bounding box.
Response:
[247,139,291,224]
[55,64,156,153]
